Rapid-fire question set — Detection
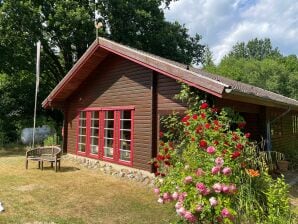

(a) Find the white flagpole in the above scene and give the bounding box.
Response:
[32,41,41,149]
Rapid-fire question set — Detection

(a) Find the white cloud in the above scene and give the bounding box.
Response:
[165,0,298,64]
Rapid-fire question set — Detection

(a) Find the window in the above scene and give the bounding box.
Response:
[293,115,298,134]
[78,111,87,153]
[77,107,134,166]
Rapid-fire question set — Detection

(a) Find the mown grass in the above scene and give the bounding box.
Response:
[0,147,178,224]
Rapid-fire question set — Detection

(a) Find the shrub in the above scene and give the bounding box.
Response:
[152,85,293,223]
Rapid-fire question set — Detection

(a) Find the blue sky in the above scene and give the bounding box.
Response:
[165,0,298,63]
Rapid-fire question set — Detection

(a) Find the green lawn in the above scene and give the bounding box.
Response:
[0,147,178,224]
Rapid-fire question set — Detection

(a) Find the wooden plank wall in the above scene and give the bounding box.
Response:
[269,108,298,156]
[65,55,153,171]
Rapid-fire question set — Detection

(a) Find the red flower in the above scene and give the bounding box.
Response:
[182,115,190,123]
[232,133,239,141]
[154,163,159,168]
[164,161,171,166]
[205,123,211,129]
[154,172,160,176]
[213,126,219,131]
[199,140,207,148]
[214,140,219,145]
[159,131,164,138]
[164,147,169,153]
[245,133,251,138]
[156,154,165,161]
[212,107,218,113]
[192,114,198,120]
[165,154,171,159]
[236,143,244,150]
[238,122,246,129]
[185,122,190,126]
[231,151,241,159]
[200,102,209,109]
[200,113,206,119]
[214,120,220,126]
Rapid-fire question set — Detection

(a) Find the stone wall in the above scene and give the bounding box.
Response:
[63,154,155,186]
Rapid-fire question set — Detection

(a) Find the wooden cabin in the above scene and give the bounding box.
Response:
[42,38,298,172]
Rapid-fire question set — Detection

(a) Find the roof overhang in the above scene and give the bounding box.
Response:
[42,38,228,109]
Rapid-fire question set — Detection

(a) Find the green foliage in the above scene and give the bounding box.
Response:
[153,86,293,223]
[0,0,204,143]
[205,38,298,100]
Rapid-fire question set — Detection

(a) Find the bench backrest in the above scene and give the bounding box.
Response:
[26,146,62,158]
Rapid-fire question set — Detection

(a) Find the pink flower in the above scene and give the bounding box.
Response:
[196,183,207,193]
[221,208,231,218]
[202,188,211,195]
[175,201,183,209]
[209,197,218,207]
[211,166,221,175]
[163,192,172,201]
[196,168,205,176]
[195,204,203,212]
[177,207,186,216]
[172,192,179,200]
[184,176,193,184]
[153,188,160,195]
[178,192,187,202]
[157,197,164,204]
[212,183,222,193]
[222,167,232,176]
[215,157,224,167]
[184,211,197,223]
[206,146,216,154]
[229,184,237,194]
[222,184,229,194]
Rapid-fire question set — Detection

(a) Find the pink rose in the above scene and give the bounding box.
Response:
[221,208,231,218]
[177,207,186,216]
[196,183,207,193]
[206,146,216,154]
[202,187,211,195]
[163,192,172,201]
[184,211,197,223]
[178,192,187,202]
[222,167,232,176]
[196,168,205,176]
[212,183,222,193]
[172,192,179,200]
[211,166,221,175]
[215,157,224,167]
[184,176,193,184]
[175,201,183,209]
[229,184,237,194]
[209,197,218,207]
[222,184,229,193]
[157,197,164,204]
[195,204,203,212]
[153,188,160,195]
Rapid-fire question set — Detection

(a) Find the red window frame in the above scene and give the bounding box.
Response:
[76,106,134,166]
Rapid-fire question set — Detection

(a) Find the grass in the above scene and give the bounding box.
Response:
[0,146,178,224]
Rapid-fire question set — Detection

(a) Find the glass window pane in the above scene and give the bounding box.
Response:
[121,120,131,130]
[105,111,114,119]
[79,144,85,152]
[91,128,99,137]
[80,111,86,118]
[79,119,86,127]
[91,119,99,127]
[91,111,99,119]
[104,147,113,158]
[91,137,98,146]
[120,150,130,161]
[120,140,130,151]
[104,138,113,148]
[79,136,86,143]
[91,145,98,154]
[105,129,114,138]
[121,110,131,120]
[120,130,131,140]
[79,128,86,135]
[105,120,114,129]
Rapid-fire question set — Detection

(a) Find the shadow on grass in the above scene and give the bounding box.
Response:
[40,166,80,172]
[0,145,27,157]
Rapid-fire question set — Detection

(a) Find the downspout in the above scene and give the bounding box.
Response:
[266,106,291,151]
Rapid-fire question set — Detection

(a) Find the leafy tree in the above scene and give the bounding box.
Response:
[0,0,205,143]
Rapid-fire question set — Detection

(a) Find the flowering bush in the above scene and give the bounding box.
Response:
[152,85,293,223]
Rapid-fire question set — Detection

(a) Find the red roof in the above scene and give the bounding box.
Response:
[42,38,298,110]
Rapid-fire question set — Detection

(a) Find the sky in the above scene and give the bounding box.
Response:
[165,0,298,64]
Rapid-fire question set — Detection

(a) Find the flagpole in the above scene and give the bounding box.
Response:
[32,41,41,149]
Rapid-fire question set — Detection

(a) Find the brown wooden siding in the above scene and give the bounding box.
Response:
[65,55,153,171]
[269,108,298,158]
[157,74,187,113]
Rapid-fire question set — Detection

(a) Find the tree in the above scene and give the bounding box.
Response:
[0,0,205,143]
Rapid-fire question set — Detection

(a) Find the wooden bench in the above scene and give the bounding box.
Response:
[26,146,62,172]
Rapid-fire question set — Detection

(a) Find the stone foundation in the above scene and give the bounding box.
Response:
[63,154,155,186]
